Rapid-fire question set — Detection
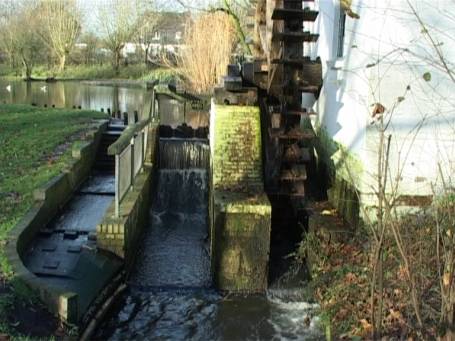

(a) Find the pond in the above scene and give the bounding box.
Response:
[0,79,152,120]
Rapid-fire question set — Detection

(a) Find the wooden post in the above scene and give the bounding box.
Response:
[151,87,156,121]
[130,138,135,190]
[141,130,145,172]
[115,154,120,218]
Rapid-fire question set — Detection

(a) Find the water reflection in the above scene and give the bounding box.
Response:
[0,79,152,120]
[0,79,210,127]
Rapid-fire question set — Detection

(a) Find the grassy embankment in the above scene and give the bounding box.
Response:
[0,64,177,82]
[0,104,107,337]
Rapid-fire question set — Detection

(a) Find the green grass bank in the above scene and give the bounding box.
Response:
[0,64,177,82]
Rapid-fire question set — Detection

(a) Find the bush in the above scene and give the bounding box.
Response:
[173,12,237,94]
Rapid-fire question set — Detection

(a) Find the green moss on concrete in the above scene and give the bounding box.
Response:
[315,126,362,227]
[210,104,271,293]
[211,105,263,191]
[214,192,271,215]
[213,194,271,292]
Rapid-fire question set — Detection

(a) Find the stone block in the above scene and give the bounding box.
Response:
[212,191,271,293]
[58,292,78,323]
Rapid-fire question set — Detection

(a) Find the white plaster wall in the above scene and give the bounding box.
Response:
[315,0,455,197]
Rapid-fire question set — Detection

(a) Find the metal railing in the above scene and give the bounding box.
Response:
[108,120,150,217]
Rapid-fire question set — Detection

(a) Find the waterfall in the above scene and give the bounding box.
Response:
[126,136,211,288]
[159,138,209,170]
[152,169,208,214]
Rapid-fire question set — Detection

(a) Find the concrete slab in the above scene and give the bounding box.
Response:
[41,249,122,319]
[51,194,113,232]
[22,173,118,321]
[24,233,90,278]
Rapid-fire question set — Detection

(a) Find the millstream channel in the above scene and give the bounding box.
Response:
[96,138,322,340]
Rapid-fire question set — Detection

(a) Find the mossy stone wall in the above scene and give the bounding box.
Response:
[210,104,271,292]
[210,104,263,192]
[213,193,271,292]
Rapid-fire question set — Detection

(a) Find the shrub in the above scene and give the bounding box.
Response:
[174,12,237,94]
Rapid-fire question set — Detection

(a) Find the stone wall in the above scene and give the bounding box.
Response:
[210,103,271,292]
[212,193,271,292]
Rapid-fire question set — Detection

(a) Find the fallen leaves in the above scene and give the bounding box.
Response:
[345,272,358,284]
[360,318,373,334]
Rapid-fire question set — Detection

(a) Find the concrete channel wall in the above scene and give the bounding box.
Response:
[97,124,158,270]
[5,120,108,324]
[209,103,272,292]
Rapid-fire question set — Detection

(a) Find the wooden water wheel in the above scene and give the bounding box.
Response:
[249,0,322,206]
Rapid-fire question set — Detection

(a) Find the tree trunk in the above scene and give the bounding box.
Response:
[144,46,149,66]
[59,53,67,72]
[114,50,121,75]
[221,0,252,56]
[22,57,32,80]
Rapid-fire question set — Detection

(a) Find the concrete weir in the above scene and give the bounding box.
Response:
[210,104,272,292]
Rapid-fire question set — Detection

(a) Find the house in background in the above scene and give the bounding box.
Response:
[309,0,455,224]
[122,12,190,62]
[149,12,189,58]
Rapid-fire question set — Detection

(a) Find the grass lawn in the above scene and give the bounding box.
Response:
[0,104,107,337]
[0,63,177,83]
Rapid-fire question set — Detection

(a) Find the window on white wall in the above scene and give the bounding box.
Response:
[337,9,346,58]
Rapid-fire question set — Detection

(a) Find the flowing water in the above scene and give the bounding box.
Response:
[97,138,323,340]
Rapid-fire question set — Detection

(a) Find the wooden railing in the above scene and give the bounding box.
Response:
[107,81,159,218]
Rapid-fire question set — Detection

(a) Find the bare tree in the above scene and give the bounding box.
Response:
[98,0,143,74]
[37,0,81,71]
[77,32,103,65]
[176,0,254,55]
[0,1,43,79]
[134,8,162,66]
